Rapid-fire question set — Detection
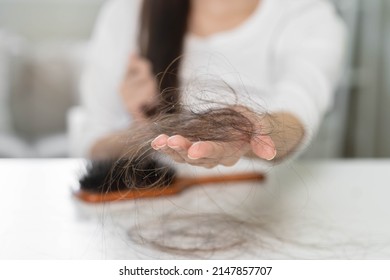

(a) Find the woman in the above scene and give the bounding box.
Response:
[69,0,346,168]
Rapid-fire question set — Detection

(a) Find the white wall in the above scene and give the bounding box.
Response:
[0,0,105,41]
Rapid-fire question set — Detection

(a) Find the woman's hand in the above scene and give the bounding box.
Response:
[150,111,304,168]
[120,54,158,120]
[151,133,277,168]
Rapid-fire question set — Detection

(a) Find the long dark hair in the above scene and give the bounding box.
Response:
[139,0,191,115]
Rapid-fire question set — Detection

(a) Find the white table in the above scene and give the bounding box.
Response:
[0,159,389,259]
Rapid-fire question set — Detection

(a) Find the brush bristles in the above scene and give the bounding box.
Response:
[79,158,176,193]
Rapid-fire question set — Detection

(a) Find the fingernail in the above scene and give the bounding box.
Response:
[266,149,277,161]
[151,144,166,150]
[167,136,181,150]
[188,142,201,160]
[188,155,201,160]
[151,135,166,150]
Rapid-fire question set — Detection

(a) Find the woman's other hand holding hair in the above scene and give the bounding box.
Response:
[120,54,158,120]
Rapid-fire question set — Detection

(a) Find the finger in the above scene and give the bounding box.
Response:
[129,108,144,121]
[159,146,186,163]
[126,68,155,92]
[126,53,138,75]
[126,75,155,91]
[140,57,153,73]
[127,53,137,66]
[122,81,155,105]
[250,135,277,161]
[167,135,193,160]
[187,141,226,160]
[122,76,156,101]
[151,134,185,163]
[151,134,169,150]
[188,141,245,167]
[128,55,153,77]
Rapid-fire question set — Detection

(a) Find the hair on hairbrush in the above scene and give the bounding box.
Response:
[76,156,179,203]
[79,158,176,194]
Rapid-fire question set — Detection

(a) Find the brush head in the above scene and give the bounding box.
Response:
[79,158,177,193]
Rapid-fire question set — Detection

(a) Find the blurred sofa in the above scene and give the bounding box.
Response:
[0,30,85,157]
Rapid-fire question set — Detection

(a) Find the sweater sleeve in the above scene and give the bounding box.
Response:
[266,0,347,153]
[68,0,141,157]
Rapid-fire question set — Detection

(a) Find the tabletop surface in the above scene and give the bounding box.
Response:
[0,158,390,260]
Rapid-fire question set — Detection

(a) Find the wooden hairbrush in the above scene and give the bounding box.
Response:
[74,159,265,203]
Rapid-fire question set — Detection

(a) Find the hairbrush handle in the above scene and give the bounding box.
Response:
[178,172,265,188]
[73,186,183,203]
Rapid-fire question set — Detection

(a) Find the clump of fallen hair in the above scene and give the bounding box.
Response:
[120,105,269,159]
[127,213,283,259]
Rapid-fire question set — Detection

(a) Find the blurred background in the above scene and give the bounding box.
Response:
[0,0,389,158]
